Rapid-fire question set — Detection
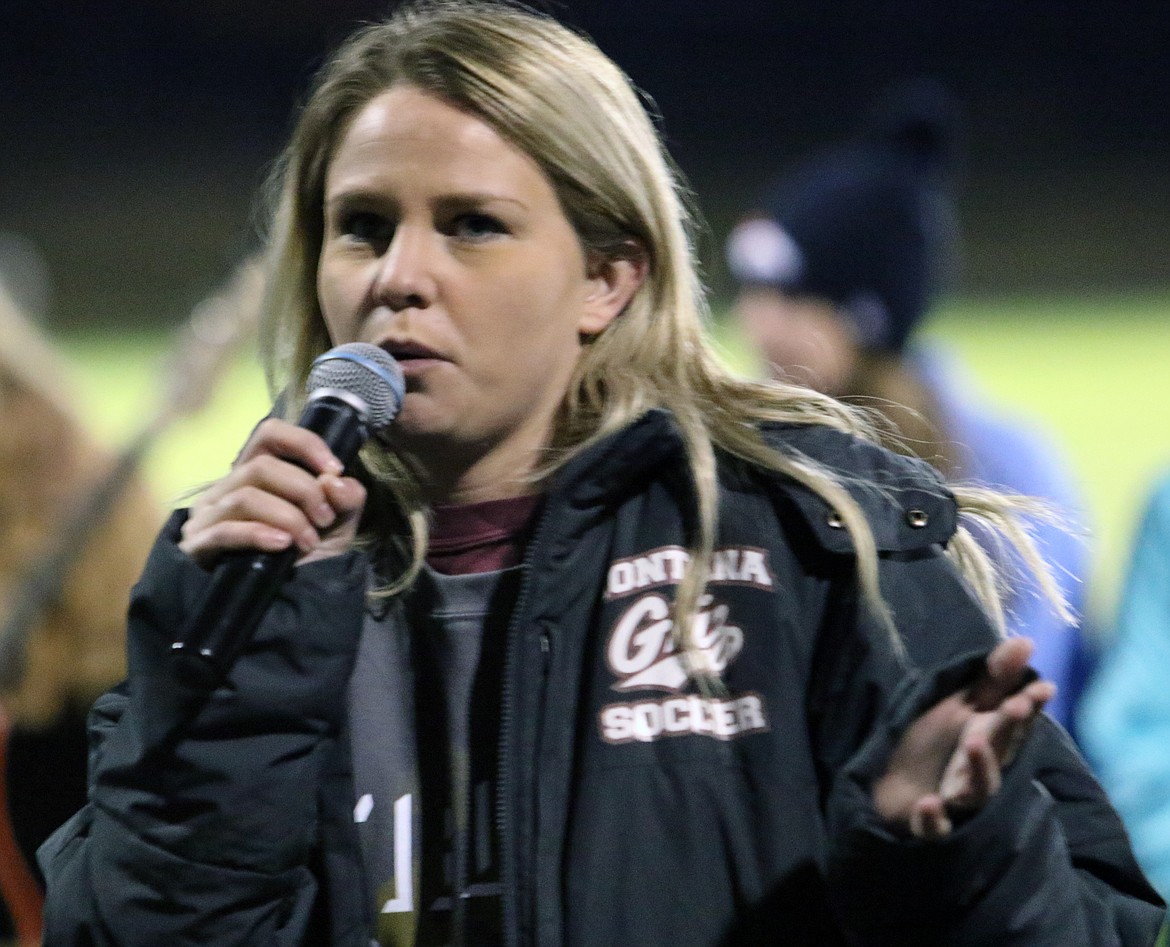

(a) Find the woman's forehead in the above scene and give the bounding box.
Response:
[325,87,555,205]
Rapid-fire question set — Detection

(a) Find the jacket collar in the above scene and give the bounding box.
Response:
[545,409,687,510]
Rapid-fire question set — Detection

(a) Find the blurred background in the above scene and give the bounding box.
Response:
[2,0,1168,622]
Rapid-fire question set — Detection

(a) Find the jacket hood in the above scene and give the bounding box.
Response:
[763,421,957,553]
[548,410,958,556]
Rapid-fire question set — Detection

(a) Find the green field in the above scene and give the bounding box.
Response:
[59,291,1170,631]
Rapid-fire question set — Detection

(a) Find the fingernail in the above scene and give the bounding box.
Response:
[259,528,293,550]
[314,502,336,527]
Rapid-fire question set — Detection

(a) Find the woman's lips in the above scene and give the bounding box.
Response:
[379,342,446,377]
[396,357,442,377]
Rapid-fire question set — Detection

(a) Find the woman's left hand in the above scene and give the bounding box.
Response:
[871,637,1056,840]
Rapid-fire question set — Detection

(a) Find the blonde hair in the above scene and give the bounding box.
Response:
[256,0,1063,657]
[0,281,161,725]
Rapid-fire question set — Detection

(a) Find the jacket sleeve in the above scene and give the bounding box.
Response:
[37,511,369,946]
[821,543,1166,947]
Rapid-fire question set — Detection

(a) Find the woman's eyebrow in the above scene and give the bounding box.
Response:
[433,191,529,213]
[323,189,530,213]
[324,189,397,214]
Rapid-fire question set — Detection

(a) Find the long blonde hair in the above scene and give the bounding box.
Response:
[0,281,161,725]
[256,0,1063,652]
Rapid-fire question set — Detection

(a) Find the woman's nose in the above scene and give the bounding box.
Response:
[370,225,434,312]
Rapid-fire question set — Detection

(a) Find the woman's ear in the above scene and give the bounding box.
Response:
[578,245,649,336]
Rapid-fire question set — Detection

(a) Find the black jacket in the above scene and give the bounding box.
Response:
[40,411,1165,945]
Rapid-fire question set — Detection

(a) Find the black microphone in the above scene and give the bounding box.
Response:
[169,343,404,688]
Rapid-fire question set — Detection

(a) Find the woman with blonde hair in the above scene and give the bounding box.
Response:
[0,277,160,940]
[41,2,1163,944]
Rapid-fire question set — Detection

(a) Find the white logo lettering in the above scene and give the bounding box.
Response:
[606,545,773,599]
[599,546,774,744]
[380,794,414,914]
[600,694,769,743]
[710,547,773,587]
[608,594,744,691]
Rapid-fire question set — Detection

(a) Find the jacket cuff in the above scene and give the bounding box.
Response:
[127,508,367,697]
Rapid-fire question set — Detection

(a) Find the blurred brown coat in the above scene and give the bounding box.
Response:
[0,284,161,729]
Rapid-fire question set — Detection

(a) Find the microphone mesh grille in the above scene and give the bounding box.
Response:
[305,343,404,432]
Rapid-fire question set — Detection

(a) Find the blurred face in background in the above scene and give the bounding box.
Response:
[732,286,859,396]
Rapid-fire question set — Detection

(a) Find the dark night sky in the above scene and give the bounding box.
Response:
[1,0,1168,327]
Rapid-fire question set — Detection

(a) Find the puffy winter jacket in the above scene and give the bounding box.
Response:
[40,411,1165,945]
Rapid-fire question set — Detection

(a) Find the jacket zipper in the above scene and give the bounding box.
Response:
[496,497,556,947]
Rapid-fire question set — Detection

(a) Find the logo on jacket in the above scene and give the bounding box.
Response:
[599,545,772,744]
[608,592,743,691]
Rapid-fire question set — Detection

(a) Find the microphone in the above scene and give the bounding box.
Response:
[169,343,404,688]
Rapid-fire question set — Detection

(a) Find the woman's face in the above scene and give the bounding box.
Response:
[732,287,859,396]
[317,85,635,500]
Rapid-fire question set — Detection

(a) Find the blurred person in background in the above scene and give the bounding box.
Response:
[0,268,162,937]
[1079,472,1170,901]
[36,4,1165,944]
[724,80,1092,733]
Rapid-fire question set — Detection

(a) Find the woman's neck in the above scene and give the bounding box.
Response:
[395,411,558,507]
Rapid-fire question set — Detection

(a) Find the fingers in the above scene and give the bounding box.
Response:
[966,639,1055,765]
[986,636,1033,678]
[936,677,1054,816]
[875,639,1056,839]
[297,474,369,565]
[938,731,1000,812]
[967,637,1037,711]
[184,476,325,559]
[986,678,1056,766]
[321,471,367,512]
[909,794,953,841]
[179,418,366,568]
[235,418,346,477]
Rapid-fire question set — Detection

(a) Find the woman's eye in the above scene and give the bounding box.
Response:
[341,211,394,245]
[450,213,507,241]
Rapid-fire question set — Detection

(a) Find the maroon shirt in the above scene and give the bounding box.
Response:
[427,494,541,575]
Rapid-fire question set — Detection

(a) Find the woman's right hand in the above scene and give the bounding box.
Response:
[178,418,368,569]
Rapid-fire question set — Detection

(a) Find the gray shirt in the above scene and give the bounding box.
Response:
[349,564,518,947]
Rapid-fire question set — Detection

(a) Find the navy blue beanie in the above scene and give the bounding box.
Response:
[726,79,963,353]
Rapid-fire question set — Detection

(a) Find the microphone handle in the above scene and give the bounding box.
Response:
[169,395,368,688]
